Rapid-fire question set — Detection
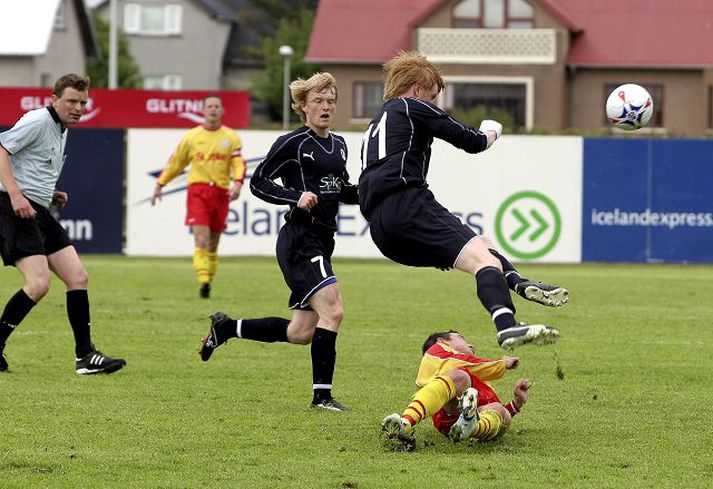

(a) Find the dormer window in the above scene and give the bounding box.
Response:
[453,0,534,29]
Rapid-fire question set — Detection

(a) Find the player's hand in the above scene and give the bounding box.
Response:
[513,378,532,407]
[151,184,163,206]
[10,192,36,219]
[51,191,68,208]
[479,119,503,148]
[228,182,242,201]
[502,356,520,370]
[298,191,318,211]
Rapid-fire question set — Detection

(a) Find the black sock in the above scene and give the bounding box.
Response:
[0,289,37,345]
[66,290,93,358]
[489,249,526,290]
[311,327,337,402]
[238,317,289,343]
[475,266,517,332]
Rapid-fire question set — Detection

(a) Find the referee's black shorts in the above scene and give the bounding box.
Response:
[276,222,337,310]
[368,186,477,270]
[0,192,72,266]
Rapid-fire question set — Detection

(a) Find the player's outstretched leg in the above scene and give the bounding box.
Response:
[198,311,233,361]
[496,323,560,350]
[0,344,8,372]
[449,387,479,442]
[75,348,126,375]
[381,413,416,451]
[514,281,569,307]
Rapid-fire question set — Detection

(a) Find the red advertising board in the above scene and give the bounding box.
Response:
[0,88,250,128]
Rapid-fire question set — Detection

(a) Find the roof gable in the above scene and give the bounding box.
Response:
[0,0,61,55]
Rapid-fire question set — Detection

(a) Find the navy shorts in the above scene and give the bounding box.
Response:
[276,222,337,310]
[0,192,72,266]
[368,186,477,269]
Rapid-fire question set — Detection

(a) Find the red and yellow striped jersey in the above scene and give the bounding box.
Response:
[416,341,507,388]
[157,125,245,189]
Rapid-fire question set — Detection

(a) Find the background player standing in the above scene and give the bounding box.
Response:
[151,95,245,298]
[359,51,567,349]
[0,74,126,374]
[198,73,358,412]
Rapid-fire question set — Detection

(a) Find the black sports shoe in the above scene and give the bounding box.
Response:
[497,323,560,350]
[0,344,8,372]
[310,397,349,412]
[198,312,233,362]
[514,281,569,307]
[75,350,126,375]
[199,283,211,299]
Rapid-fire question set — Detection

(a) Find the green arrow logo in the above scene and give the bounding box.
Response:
[495,191,561,260]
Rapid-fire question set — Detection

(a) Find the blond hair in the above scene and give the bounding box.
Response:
[290,72,338,122]
[382,51,445,100]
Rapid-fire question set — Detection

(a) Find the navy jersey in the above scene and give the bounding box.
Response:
[358,97,488,219]
[250,126,358,232]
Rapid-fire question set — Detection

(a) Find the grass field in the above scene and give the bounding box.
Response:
[1,256,712,488]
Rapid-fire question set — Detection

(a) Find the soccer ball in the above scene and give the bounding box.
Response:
[605,83,654,130]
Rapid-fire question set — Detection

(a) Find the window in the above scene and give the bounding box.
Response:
[124,3,182,35]
[144,75,182,90]
[452,0,534,28]
[444,82,527,127]
[603,83,663,128]
[353,82,383,119]
[54,0,66,30]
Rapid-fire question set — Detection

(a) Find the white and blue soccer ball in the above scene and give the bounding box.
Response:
[605,83,654,131]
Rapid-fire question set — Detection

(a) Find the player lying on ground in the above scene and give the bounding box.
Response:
[381,330,531,450]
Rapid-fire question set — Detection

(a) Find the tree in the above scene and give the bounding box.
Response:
[86,12,142,88]
[253,6,319,122]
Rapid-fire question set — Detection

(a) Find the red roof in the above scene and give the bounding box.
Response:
[306,0,445,64]
[546,0,713,67]
[308,0,713,68]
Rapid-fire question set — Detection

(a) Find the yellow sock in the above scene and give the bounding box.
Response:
[471,409,505,441]
[402,375,456,427]
[193,248,210,284]
[205,251,218,282]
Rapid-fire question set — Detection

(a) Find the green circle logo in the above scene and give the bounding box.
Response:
[494,191,561,260]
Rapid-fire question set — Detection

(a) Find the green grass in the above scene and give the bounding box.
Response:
[1,257,712,488]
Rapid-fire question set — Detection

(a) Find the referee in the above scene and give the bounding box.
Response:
[0,74,126,374]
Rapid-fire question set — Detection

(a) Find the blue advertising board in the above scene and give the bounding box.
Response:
[583,138,713,263]
[55,129,124,253]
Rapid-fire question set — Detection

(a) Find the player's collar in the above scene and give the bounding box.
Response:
[46,105,67,133]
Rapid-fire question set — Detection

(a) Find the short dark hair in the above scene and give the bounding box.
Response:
[422,330,459,354]
[203,94,222,103]
[53,74,90,97]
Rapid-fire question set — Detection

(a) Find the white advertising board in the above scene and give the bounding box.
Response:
[126,130,581,263]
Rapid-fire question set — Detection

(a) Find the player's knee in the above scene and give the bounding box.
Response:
[447,370,471,395]
[26,275,51,300]
[322,305,343,329]
[287,322,315,344]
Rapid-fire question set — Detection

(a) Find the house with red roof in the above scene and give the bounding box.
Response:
[306,0,713,137]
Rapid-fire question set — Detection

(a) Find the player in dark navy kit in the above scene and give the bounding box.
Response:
[359,51,568,349]
[198,72,357,412]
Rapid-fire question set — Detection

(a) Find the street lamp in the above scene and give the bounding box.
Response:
[279,45,294,130]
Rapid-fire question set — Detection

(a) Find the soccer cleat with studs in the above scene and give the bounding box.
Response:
[198,311,233,362]
[75,349,126,375]
[449,387,480,442]
[381,413,416,452]
[199,283,211,299]
[497,323,560,350]
[310,397,350,412]
[514,281,569,307]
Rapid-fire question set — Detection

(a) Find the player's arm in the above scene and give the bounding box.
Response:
[228,137,246,201]
[152,134,192,205]
[0,145,36,219]
[249,137,305,207]
[411,99,490,154]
